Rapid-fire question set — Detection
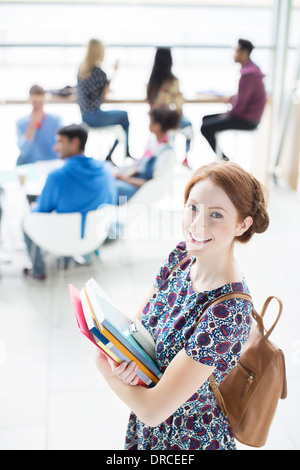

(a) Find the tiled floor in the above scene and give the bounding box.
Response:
[0,103,299,450]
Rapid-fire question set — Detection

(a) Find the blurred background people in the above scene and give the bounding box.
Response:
[114,107,180,202]
[16,84,62,165]
[23,124,117,280]
[77,38,131,162]
[147,47,193,167]
[200,39,267,161]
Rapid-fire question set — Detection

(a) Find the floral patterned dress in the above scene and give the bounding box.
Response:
[125,242,253,450]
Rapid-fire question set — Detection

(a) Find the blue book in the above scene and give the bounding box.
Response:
[101,317,161,378]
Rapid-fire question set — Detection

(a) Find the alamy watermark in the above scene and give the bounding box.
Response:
[94,201,185,242]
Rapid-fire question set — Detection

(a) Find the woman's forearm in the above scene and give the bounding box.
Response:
[98,361,156,425]
[96,348,215,428]
[118,175,147,188]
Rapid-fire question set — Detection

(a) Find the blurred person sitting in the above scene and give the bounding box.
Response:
[147,47,193,167]
[114,107,180,203]
[16,84,62,165]
[77,38,131,161]
[200,39,267,161]
[23,124,117,280]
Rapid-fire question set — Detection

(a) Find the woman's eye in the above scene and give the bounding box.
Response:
[211,212,223,219]
[186,203,197,211]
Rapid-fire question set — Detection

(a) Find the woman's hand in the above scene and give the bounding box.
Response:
[112,360,139,386]
[95,349,139,386]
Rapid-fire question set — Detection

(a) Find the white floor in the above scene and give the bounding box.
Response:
[0,105,299,450]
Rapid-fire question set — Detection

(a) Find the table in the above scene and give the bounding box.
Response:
[0,160,63,196]
[0,92,226,106]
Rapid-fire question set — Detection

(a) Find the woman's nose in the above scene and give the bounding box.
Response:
[191,205,205,233]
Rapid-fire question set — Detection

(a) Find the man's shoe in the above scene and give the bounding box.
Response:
[105,153,118,167]
[126,148,135,159]
[23,267,47,281]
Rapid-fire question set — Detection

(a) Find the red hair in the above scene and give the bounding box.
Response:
[184,161,269,243]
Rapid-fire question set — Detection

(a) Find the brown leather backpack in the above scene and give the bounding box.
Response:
[202,292,287,448]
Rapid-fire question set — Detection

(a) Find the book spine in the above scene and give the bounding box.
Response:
[91,327,155,387]
[95,325,159,384]
[95,338,122,365]
[102,319,161,378]
[95,339,151,387]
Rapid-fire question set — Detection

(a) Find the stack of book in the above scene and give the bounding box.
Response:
[69,278,161,388]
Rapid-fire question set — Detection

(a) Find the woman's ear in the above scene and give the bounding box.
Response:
[235,216,253,237]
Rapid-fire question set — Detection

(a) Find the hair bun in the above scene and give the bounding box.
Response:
[251,178,269,234]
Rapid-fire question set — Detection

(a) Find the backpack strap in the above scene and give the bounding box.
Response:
[199,292,254,417]
[260,296,283,339]
[201,291,253,308]
[200,291,258,325]
[200,292,283,339]
[167,258,283,339]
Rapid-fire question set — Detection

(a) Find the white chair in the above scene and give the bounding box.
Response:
[169,125,193,162]
[23,208,112,258]
[216,128,258,168]
[112,171,176,265]
[84,124,126,161]
[125,148,177,208]
[126,174,172,208]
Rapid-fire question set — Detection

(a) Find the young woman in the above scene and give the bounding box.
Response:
[147,47,193,167]
[114,107,180,203]
[95,161,269,450]
[77,38,131,160]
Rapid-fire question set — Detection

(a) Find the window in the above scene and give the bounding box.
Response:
[0,1,275,98]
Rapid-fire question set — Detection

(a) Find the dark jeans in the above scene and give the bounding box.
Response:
[180,116,193,154]
[200,113,258,160]
[82,108,130,156]
[23,231,79,276]
[115,180,139,204]
[24,231,46,276]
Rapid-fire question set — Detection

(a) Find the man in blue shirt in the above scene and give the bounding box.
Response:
[23,124,118,280]
[16,84,62,165]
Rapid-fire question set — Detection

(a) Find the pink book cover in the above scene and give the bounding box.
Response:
[68,284,98,347]
[68,284,121,368]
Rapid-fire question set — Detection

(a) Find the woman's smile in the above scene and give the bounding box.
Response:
[189,231,212,246]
